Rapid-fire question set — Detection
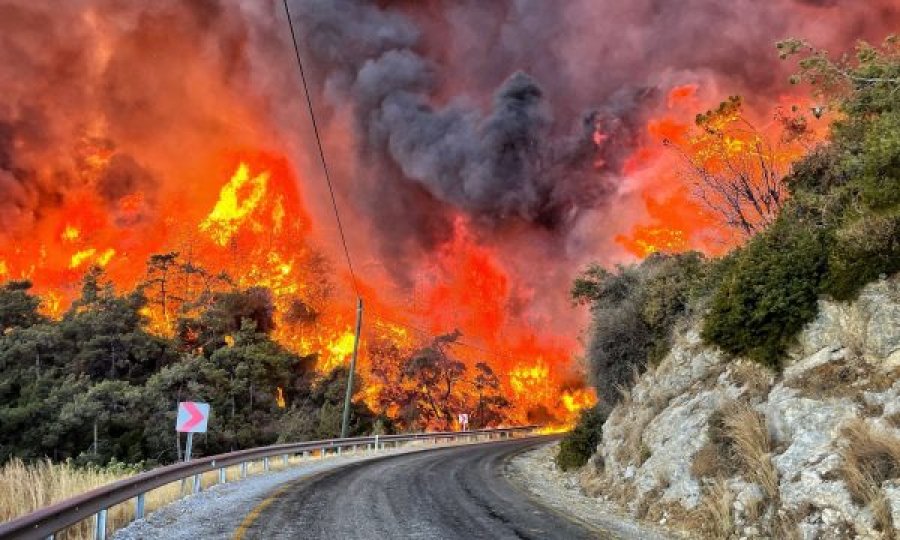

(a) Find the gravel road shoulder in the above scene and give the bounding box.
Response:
[504,441,674,540]
[113,444,432,540]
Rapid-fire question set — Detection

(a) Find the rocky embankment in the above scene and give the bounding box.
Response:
[580,276,900,539]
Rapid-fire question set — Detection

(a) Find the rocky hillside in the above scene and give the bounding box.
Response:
[581,275,900,539]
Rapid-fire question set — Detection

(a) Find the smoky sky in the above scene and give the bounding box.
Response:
[285,0,898,267]
[290,0,629,229]
[1,0,898,263]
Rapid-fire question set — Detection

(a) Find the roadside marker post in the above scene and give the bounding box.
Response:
[176,402,211,460]
[176,402,210,494]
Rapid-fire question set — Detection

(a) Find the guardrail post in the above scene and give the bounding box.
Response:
[241,462,248,479]
[264,457,270,472]
[283,454,289,467]
[219,468,226,484]
[93,508,107,540]
[337,446,342,456]
[192,474,201,494]
[374,435,379,452]
[135,493,146,520]
[303,451,309,460]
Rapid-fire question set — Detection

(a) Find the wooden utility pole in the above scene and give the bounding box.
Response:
[340,297,364,439]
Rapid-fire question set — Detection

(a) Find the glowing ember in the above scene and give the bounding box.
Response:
[61,226,80,242]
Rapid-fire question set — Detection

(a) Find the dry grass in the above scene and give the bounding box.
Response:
[722,403,778,503]
[855,395,884,418]
[728,360,773,398]
[688,402,780,538]
[634,485,662,520]
[690,405,746,481]
[785,357,861,399]
[887,411,900,429]
[839,419,900,537]
[870,492,896,540]
[0,458,174,539]
[787,360,900,401]
[772,508,803,540]
[615,391,674,467]
[1,458,127,523]
[690,442,724,480]
[689,478,734,539]
[0,453,315,539]
[616,406,652,465]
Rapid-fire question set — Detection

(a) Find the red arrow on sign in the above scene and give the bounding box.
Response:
[181,402,205,432]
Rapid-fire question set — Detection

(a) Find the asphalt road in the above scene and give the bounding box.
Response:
[235,437,605,540]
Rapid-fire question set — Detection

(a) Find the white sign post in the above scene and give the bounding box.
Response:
[458,413,469,432]
[176,402,210,462]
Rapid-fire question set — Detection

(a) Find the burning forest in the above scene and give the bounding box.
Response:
[1,0,899,451]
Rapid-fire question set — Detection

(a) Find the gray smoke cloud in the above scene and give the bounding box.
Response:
[290,0,643,238]
[1,0,898,290]
[286,0,899,256]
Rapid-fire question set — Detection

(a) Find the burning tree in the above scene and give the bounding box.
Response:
[666,96,810,237]
[470,362,509,428]
[400,330,467,431]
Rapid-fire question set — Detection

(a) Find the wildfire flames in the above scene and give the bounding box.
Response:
[0,152,594,426]
[2,0,898,430]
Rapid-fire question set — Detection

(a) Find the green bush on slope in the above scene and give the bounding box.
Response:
[701,216,828,369]
[574,252,706,409]
[701,36,900,365]
[556,406,605,471]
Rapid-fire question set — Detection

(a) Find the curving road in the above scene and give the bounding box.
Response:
[234,437,606,540]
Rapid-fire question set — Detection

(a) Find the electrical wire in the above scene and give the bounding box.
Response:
[282,0,360,298]
[282,2,529,369]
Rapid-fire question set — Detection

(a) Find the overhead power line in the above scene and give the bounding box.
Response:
[281,3,524,370]
[282,0,360,298]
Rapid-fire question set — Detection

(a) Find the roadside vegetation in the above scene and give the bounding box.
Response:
[0,453,308,539]
[564,34,900,497]
[0,458,158,538]
[0,254,513,530]
[555,406,604,471]
[575,34,900,394]
[0,269,383,468]
[557,34,900,538]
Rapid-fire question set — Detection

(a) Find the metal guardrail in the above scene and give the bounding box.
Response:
[0,426,540,540]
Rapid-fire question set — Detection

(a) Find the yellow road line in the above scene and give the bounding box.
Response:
[232,482,296,540]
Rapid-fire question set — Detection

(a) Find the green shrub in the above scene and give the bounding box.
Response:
[701,216,828,369]
[824,214,900,301]
[576,252,707,407]
[555,406,605,471]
